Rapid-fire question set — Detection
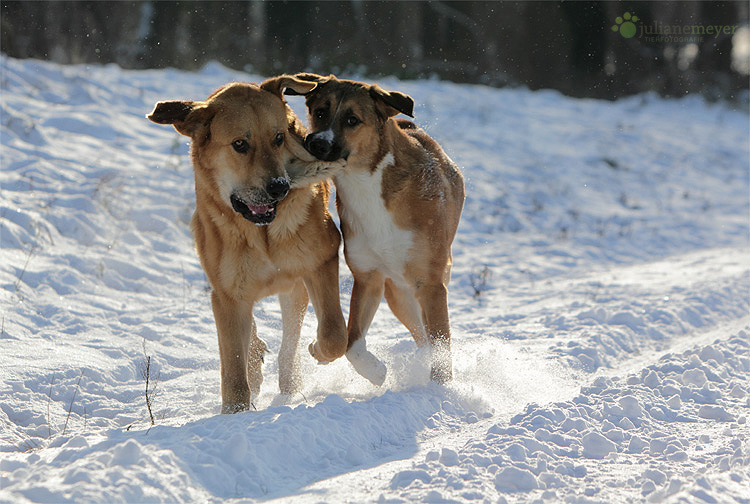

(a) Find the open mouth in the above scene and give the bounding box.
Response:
[230,194,278,225]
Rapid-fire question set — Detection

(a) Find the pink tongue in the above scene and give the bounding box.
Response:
[248,204,271,214]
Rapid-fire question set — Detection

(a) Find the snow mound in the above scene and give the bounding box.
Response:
[390,333,750,503]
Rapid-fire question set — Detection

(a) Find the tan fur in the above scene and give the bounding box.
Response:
[296,74,465,384]
[147,76,347,413]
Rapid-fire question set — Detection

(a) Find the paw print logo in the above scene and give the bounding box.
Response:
[612,12,638,38]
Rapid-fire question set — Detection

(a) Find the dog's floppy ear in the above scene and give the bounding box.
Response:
[283,73,334,95]
[147,100,212,137]
[369,85,415,118]
[261,75,317,98]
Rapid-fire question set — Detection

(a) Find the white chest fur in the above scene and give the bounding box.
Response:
[335,153,413,284]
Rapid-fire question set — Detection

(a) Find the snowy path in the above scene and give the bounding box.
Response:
[1,57,748,503]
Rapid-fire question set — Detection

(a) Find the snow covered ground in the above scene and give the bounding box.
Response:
[1,55,748,503]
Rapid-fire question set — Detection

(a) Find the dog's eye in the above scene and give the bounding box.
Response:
[273,132,284,147]
[345,115,360,127]
[232,139,249,153]
[314,108,327,120]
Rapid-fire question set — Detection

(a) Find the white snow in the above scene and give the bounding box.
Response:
[1,55,749,503]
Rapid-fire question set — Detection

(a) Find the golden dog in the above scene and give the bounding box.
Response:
[148,76,348,413]
[288,74,465,385]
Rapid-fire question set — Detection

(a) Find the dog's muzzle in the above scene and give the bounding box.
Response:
[230,194,278,225]
[304,133,345,162]
[229,178,291,225]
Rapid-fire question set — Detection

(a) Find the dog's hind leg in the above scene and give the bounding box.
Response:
[384,279,428,347]
[278,280,308,395]
[415,282,453,384]
[247,321,268,406]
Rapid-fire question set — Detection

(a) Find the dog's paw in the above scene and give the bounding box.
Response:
[346,339,387,386]
[430,342,453,385]
[247,338,268,397]
[430,363,453,385]
[278,370,302,396]
[270,394,295,407]
[308,341,331,364]
[221,402,248,414]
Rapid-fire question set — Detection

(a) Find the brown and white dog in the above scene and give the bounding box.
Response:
[288,74,465,385]
[147,76,348,413]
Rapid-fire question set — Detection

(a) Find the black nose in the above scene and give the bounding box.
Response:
[267,177,290,200]
[306,136,332,160]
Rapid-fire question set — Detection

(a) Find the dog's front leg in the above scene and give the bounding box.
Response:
[415,282,453,384]
[212,291,265,413]
[384,279,428,347]
[344,270,388,386]
[277,281,308,395]
[303,255,348,364]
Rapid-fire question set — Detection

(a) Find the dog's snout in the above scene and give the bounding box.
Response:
[267,177,290,200]
[305,135,332,160]
[305,133,345,162]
